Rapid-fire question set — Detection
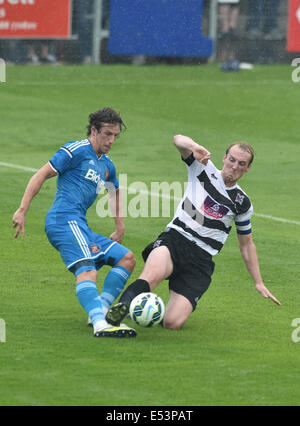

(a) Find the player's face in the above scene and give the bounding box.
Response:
[92,124,121,155]
[221,146,252,187]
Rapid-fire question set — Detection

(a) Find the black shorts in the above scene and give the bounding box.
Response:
[142,229,215,311]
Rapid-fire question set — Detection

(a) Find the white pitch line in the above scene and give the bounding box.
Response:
[0,161,38,173]
[1,161,299,226]
[250,213,300,226]
[6,79,290,88]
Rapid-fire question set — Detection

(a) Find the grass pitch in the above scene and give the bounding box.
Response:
[0,64,300,406]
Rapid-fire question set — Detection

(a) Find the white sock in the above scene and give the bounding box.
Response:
[93,319,109,333]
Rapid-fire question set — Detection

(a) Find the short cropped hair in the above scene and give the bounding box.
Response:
[87,107,126,136]
[226,142,255,165]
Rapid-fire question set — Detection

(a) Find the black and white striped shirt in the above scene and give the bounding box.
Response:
[167,154,253,256]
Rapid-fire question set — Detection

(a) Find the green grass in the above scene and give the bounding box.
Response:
[0,64,300,406]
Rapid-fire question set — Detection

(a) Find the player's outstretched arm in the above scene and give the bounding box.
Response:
[173,134,210,165]
[13,163,57,239]
[238,233,281,306]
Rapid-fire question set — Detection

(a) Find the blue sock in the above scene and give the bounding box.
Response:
[100,266,131,315]
[76,280,105,326]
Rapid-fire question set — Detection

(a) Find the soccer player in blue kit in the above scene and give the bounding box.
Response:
[13,107,137,338]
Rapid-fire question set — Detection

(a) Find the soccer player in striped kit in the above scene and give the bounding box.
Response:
[107,134,281,332]
[13,107,137,338]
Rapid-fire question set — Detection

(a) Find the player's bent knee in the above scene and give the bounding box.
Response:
[76,269,98,284]
[163,292,193,330]
[163,315,187,330]
[117,251,136,272]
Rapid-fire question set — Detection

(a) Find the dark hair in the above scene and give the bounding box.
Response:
[225,142,255,165]
[87,107,126,136]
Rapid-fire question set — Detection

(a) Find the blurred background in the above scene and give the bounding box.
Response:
[0,0,297,67]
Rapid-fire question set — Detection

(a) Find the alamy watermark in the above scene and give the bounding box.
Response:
[291,58,300,83]
[95,174,206,221]
[0,58,6,83]
[291,318,300,343]
[0,319,6,343]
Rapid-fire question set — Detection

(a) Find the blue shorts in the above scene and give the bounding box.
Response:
[45,217,130,276]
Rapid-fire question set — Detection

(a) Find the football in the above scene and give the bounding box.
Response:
[129,292,165,327]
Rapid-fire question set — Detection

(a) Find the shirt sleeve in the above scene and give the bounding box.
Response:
[235,204,253,235]
[181,153,196,166]
[105,163,119,191]
[48,146,73,175]
[183,154,209,183]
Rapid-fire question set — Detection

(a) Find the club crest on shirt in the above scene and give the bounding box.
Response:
[105,170,109,180]
[200,195,229,219]
[90,244,101,254]
[235,193,245,205]
[153,240,162,249]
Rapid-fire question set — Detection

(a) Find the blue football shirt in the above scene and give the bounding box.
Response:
[46,139,119,222]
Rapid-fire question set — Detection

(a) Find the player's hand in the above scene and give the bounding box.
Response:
[109,228,125,244]
[256,283,281,306]
[12,209,26,239]
[193,145,211,165]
